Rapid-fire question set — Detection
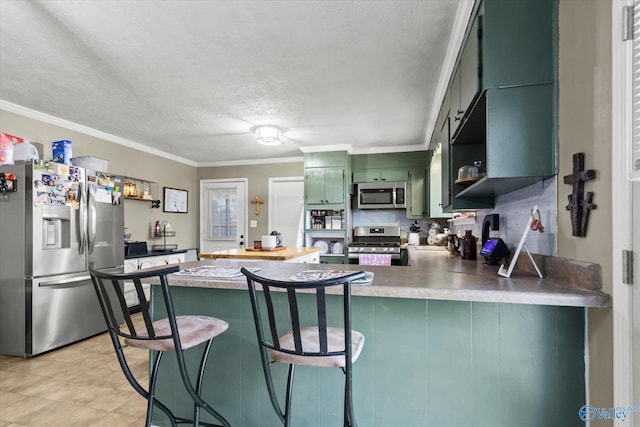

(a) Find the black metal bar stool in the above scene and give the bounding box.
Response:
[241,268,366,427]
[89,263,232,427]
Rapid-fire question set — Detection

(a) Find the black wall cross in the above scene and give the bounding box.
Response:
[563,152,596,237]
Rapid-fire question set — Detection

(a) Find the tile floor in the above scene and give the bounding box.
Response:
[0,313,148,427]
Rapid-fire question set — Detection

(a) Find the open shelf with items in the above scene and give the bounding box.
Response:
[123,177,159,203]
[305,230,348,263]
[306,209,345,230]
[151,221,177,251]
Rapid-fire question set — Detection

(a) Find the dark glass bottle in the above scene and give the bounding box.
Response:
[460,230,477,260]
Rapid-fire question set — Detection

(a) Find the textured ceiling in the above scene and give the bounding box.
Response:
[0,0,467,166]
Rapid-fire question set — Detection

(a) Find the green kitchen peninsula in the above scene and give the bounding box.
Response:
[148,253,608,427]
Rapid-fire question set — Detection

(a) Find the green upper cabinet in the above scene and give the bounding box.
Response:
[304,151,350,169]
[305,167,342,205]
[432,0,556,211]
[352,168,410,183]
[481,0,554,89]
[407,168,426,218]
[304,151,350,208]
[450,14,481,138]
[351,151,429,217]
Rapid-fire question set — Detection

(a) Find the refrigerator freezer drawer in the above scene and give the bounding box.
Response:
[29,272,117,356]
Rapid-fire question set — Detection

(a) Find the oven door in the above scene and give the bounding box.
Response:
[348,247,401,261]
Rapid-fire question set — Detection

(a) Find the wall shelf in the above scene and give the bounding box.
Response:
[123,177,159,202]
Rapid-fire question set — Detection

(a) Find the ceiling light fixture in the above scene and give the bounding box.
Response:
[253,125,284,146]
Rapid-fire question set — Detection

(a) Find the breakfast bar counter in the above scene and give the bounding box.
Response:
[170,247,609,308]
[149,253,608,427]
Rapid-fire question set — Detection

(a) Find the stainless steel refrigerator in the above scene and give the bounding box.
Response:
[0,160,124,356]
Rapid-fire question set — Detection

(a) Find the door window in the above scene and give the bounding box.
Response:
[200,179,247,251]
[207,187,237,239]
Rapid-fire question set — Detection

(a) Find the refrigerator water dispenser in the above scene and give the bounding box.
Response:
[41,206,71,249]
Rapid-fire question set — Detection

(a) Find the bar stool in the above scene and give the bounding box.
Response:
[89,263,232,427]
[241,267,366,427]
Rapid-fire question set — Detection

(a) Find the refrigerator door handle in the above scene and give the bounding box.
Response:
[88,185,97,254]
[38,275,92,287]
[78,183,86,255]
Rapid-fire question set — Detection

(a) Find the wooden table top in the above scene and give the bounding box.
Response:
[199,246,320,261]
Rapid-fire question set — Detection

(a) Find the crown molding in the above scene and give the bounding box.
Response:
[423,0,476,150]
[197,156,305,167]
[1,100,200,166]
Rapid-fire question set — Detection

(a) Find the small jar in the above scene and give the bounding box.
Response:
[460,230,477,260]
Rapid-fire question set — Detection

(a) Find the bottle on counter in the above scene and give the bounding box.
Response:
[460,230,477,260]
[155,220,161,236]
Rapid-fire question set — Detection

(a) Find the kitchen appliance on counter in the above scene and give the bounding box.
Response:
[0,160,124,356]
[348,226,401,264]
[356,181,406,209]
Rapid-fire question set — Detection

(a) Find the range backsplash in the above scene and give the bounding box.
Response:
[353,176,557,257]
[450,176,557,256]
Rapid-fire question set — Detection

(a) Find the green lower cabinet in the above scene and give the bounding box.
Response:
[151,288,585,427]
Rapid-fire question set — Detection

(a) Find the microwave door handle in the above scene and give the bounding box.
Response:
[78,184,86,255]
[88,185,97,254]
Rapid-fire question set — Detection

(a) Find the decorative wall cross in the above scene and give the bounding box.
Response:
[563,152,596,237]
[251,195,264,215]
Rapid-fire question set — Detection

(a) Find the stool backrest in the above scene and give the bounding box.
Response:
[241,268,365,358]
[89,264,181,344]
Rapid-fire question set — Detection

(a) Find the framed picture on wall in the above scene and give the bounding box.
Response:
[163,187,188,213]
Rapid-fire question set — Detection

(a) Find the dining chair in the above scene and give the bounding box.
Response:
[89,263,232,427]
[241,267,366,427]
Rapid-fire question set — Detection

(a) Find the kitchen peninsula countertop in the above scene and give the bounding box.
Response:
[199,246,320,261]
[168,246,610,308]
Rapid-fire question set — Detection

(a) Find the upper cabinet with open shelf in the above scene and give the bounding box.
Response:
[433,0,557,212]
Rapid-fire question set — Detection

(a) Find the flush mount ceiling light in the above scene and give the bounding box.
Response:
[252,125,284,146]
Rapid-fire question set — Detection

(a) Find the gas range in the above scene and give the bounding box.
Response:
[348,226,401,260]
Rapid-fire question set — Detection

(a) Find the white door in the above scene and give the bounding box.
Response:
[631,2,640,410]
[633,181,640,408]
[613,1,639,422]
[268,177,304,248]
[200,179,248,252]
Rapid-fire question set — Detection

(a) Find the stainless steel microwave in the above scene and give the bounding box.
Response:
[356,181,407,209]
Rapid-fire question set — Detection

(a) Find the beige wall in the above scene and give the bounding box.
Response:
[0,108,305,250]
[558,0,613,424]
[197,163,304,245]
[0,109,199,250]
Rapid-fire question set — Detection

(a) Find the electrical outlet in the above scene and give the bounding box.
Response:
[250,220,257,228]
